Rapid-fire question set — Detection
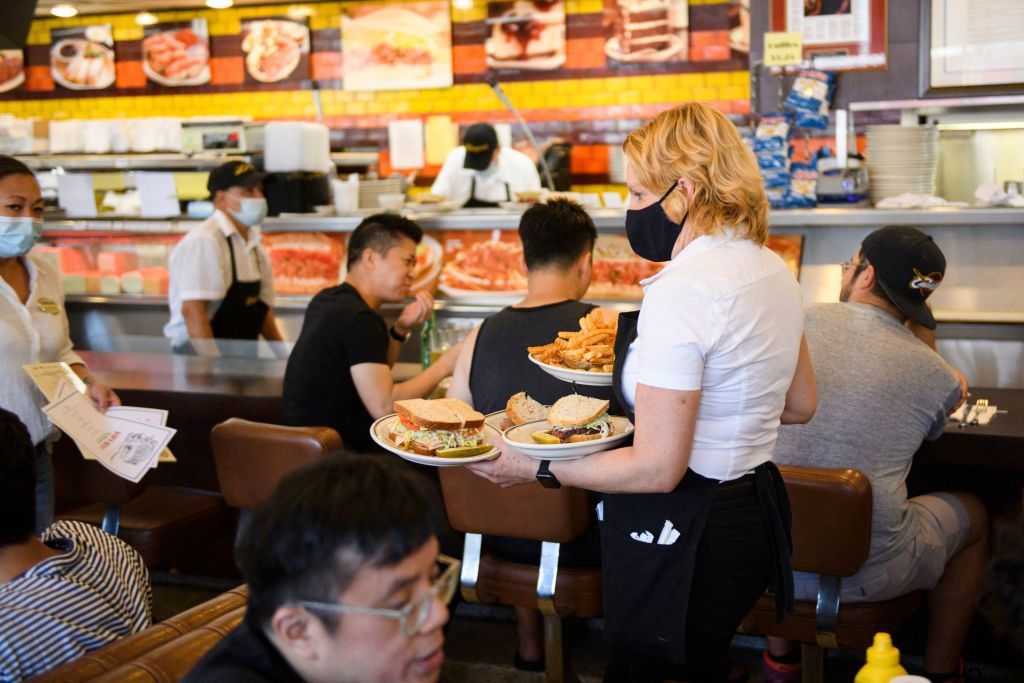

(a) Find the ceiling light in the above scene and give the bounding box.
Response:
[453,0,473,9]
[205,0,233,8]
[135,11,158,26]
[287,5,315,19]
[50,4,78,17]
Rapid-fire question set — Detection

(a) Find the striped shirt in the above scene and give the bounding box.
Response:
[0,520,151,681]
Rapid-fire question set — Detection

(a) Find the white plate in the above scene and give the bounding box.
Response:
[605,34,684,63]
[369,414,501,467]
[528,353,613,386]
[503,417,634,460]
[0,70,24,94]
[408,201,457,213]
[437,283,527,303]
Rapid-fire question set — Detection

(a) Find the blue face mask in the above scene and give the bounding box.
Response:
[0,217,43,258]
[232,197,268,227]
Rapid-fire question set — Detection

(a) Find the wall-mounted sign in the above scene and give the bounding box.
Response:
[763,31,803,66]
[771,0,887,71]
[0,50,24,93]
[241,17,310,84]
[604,0,689,66]
[485,0,566,72]
[50,25,116,91]
[143,19,211,87]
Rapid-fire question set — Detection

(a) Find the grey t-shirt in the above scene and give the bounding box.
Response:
[774,302,961,566]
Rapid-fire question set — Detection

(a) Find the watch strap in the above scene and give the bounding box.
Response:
[536,459,561,489]
[389,325,410,342]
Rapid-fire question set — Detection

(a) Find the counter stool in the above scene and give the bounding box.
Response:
[438,466,602,683]
[740,465,923,683]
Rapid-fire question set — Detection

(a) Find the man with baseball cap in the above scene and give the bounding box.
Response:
[430,123,541,208]
[164,160,284,356]
[763,226,986,683]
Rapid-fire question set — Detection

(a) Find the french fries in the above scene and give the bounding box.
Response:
[528,309,617,372]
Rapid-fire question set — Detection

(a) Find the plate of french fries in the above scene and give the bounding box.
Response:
[527,309,617,386]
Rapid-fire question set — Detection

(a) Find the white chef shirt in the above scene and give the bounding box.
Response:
[0,252,84,445]
[620,231,804,481]
[430,146,541,207]
[163,210,274,346]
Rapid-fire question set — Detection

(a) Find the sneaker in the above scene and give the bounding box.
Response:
[762,651,802,683]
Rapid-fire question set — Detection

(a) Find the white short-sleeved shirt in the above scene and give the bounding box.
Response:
[620,232,804,481]
[430,146,541,207]
[0,252,84,445]
[163,210,274,345]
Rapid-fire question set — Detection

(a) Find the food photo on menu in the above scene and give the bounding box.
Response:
[340,1,454,91]
[485,0,567,71]
[0,49,25,93]
[438,231,528,300]
[603,0,689,65]
[50,24,116,90]
[262,232,346,296]
[241,17,310,83]
[142,19,211,87]
[587,233,664,299]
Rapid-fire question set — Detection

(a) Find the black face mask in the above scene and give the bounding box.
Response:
[625,183,687,262]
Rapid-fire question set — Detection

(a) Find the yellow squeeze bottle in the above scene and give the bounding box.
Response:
[854,633,907,683]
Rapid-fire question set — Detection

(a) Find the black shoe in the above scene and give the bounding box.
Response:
[514,652,545,672]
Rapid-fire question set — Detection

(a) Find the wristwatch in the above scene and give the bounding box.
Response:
[389,325,410,343]
[536,460,561,489]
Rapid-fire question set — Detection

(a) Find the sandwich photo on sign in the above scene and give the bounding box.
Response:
[142,19,211,87]
[241,16,310,84]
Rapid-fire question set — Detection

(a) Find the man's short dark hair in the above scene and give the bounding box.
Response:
[518,198,596,271]
[0,408,37,546]
[346,214,423,269]
[238,453,440,632]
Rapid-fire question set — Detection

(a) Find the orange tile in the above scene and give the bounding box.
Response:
[452,45,487,74]
[25,66,54,91]
[115,61,146,89]
[565,37,606,69]
[210,56,244,85]
[311,52,343,81]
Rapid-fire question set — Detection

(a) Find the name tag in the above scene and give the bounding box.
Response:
[37,297,60,315]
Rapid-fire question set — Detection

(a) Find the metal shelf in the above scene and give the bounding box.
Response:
[23,153,250,171]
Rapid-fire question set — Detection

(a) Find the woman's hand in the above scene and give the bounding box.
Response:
[466,441,537,488]
[87,379,121,412]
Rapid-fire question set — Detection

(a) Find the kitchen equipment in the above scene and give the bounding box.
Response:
[1003,180,1023,197]
[263,172,331,216]
[181,119,264,154]
[816,157,870,206]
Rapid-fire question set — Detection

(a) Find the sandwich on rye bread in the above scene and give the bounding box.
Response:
[391,398,488,457]
[533,395,613,444]
[502,391,548,430]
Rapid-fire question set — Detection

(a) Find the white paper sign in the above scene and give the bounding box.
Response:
[134,172,181,218]
[387,120,425,170]
[56,173,98,218]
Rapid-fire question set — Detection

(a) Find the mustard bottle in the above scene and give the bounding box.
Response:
[854,633,907,683]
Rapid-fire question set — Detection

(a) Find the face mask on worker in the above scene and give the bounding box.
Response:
[231,197,268,227]
[0,216,43,258]
[624,183,686,262]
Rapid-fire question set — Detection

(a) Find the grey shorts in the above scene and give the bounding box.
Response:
[794,492,971,603]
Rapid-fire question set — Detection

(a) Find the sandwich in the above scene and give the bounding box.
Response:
[502,391,548,430]
[532,395,613,444]
[390,398,488,457]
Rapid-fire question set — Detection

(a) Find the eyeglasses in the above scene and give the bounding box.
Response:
[840,258,870,273]
[298,555,460,637]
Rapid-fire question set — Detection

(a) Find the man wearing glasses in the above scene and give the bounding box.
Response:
[764,227,986,683]
[185,453,457,683]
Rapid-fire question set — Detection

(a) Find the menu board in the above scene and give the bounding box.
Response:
[241,17,310,84]
[50,25,116,91]
[142,20,211,87]
[485,0,567,72]
[603,0,689,66]
[587,233,664,299]
[437,230,527,300]
[341,1,454,92]
[0,50,24,94]
[263,232,346,296]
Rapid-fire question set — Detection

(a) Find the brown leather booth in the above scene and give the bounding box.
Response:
[439,466,602,683]
[27,587,249,683]
[741,465,923,683]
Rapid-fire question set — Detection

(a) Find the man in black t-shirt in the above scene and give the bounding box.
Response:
[283,214,461,452]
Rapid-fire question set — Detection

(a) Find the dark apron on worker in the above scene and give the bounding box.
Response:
[462,176,511,208]
[599,310,794,666]
[209,234,269,344]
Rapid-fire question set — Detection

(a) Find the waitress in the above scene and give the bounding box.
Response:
[164,161,283,356]
[430,123,541,208]
[469,103,818,681]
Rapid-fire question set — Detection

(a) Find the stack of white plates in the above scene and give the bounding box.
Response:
[865,125,939,204]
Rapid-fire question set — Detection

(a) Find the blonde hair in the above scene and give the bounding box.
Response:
[623,103,769,245]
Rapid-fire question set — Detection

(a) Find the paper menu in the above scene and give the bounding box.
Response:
[56,173,98,218]
[22,362,88,401]
[387,119,425,170]
[135,172,181,218]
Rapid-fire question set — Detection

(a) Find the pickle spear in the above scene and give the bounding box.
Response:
[436,445,492,458]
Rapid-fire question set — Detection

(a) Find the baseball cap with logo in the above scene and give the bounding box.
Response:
[462,123,498,172]
[860,225,946,330]
[207,160,265,197]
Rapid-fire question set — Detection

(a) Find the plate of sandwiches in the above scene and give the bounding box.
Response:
[486,390,552,432]
[502,394,633,460]
[370,398,501,467]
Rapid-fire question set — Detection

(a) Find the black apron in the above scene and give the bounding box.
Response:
[209,234,269,343]
[600,311,794,666]
[462,176,511,208]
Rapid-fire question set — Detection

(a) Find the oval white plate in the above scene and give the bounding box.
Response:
[503,417,634,460]
[527,353,613,386]
[370,414,501,467]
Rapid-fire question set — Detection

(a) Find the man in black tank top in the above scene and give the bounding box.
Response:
[446,199,610,670]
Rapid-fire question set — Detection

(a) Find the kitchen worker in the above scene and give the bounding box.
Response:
[430,123,541,208]
[164,161,284,356]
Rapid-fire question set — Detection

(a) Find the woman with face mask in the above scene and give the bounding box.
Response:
[163,160,283,356]
[0,155,121,532]
[469,103,817,681]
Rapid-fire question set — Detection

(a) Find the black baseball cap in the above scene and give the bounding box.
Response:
[860,226,946,330]
[462,123,498,171]
[207,160,264,196]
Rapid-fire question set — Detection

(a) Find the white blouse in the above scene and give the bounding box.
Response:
[620,232,804,481]
[0,252,84,444]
